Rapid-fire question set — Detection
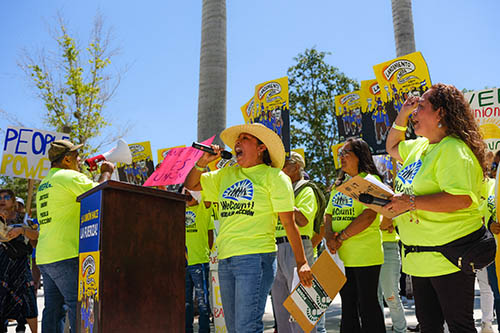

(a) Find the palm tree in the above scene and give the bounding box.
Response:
[391,0,416,57]
[197,0,227,145]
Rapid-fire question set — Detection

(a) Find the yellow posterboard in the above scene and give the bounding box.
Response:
[157,145,186,164]
[334,90,363,139]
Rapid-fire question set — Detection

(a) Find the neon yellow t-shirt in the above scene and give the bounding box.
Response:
[395,136,483,277]
[325,173,383,267]
[480,178,496,224]
[275,185,317,239]
[36,168,98,265]
[186,203,215,265]
[201,164,294,259]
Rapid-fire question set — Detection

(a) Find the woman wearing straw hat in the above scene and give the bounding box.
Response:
[185,123,313,333]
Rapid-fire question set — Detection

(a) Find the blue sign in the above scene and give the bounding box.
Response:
[79,190,102,253]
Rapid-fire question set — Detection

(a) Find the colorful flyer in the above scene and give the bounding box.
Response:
[157,145,186,164]
[465,88,500,152]
[117,141,155,186]
[334,90,363,141]
[240,97,256,124]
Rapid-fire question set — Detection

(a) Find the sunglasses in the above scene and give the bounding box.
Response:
[0,194,12,201]
[338,148,353,157]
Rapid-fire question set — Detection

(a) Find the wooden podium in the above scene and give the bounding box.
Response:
[76,180,187,332]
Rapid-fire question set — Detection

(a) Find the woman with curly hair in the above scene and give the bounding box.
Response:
[385,83,487,332]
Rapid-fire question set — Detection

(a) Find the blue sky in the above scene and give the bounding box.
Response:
[1,0,499,163]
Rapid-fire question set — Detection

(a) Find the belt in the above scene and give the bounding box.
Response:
[276,235,310,244]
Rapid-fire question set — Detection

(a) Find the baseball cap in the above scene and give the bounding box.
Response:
[48,140,83,162]
[16,197,25,207]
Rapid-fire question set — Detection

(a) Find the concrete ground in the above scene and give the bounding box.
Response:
[7,281,499,332]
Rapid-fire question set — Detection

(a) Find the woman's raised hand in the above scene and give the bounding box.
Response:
[401,95,419,118]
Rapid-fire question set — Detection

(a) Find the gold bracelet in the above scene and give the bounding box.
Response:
[392,123,407,131]
[194,163,206,172]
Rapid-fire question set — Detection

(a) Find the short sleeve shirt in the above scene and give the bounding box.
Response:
[395,136,483,277]
[186,203,215,265]
[325,172,383,267]
[275,185,317,239]
[36,168,98,265]
[201,164,294,259]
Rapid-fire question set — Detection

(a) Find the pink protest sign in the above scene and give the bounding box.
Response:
[143,136,215,186]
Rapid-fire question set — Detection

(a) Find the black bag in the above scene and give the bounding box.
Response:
[403,225,496,275]
[1,235,33,259]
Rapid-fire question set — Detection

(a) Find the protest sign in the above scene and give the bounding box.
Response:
[116,141,155,186]
[360,80,391,154]
[335,90,363,141]
[240,97,256,124]
[331,143,344,170]
[1,126,70,180]
[465,87,500,152]
[283,251,346,332]
[157,145,186,164]
[143,136,215,187]
[373,51,431,142]
[254,76,291,156]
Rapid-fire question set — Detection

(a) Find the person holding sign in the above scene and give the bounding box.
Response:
[385,83,487,332]
[324,138,386,333]
[184,123,312,333]
[35,140,114,333]
[0,189,39,333]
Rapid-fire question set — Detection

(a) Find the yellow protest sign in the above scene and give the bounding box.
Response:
[334,90,363,140]
[157,145,186,163]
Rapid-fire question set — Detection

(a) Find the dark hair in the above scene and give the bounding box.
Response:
[335,138,384,186]
[256,138,272,166]
[0,189,17,210]
[427,83,487,176]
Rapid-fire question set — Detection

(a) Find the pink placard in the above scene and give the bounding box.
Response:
[143,136,215,186]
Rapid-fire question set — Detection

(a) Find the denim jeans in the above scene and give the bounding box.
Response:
[186,262,211,333]
[218,252,277,333]
[378,242,407,333]
[486,261,500,321]
[38,257,79,333]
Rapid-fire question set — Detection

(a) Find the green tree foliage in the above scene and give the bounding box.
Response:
[20,14,124,158]
[288,48,359,190]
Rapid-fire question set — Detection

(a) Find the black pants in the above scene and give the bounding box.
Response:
[339,265,386,333]
[412,271,476,333]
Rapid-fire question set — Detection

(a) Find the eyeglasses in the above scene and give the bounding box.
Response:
[0,194,12,201]
[338,148,353,157]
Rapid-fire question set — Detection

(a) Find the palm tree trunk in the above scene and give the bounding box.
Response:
[197,0,227,145]
[391,0,416,57]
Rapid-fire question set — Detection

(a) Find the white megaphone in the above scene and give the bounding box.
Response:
[85,139,133,171]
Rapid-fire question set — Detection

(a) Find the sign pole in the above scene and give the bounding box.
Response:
[26,179,34,217]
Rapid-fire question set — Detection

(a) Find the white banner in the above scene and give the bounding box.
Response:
[465,88,500,152]
[1,126,70,180]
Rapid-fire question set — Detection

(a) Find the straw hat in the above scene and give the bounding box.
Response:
[220,123,285,169]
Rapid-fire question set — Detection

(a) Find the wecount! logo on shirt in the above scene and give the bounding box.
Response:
[397,160,422,185]
[331,192,353,208]
[222,179,254,201]
[185,211,196,227]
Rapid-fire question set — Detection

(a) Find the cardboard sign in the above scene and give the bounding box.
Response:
[143,136,215,187]
[335,174,397,218]
[157,145,186,163]
[283,251,346,332]
[335,90,363,140]
[1,126,70,180]
[465,88,500,152]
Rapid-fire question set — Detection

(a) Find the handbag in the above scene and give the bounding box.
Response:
[403,225,496,275]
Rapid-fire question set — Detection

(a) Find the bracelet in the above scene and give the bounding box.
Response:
[194,163,206,172]
[409,194,417,211]
[339,229,350,241]
[392,123,407,131]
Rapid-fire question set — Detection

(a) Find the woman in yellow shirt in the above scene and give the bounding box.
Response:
[185,123,312,333]
[325,138,386,332]
[385,83,487,332]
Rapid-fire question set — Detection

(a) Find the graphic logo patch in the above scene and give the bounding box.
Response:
[397,160,422,185]
[331,192,353,208]
[222,179,254,201]
[185,211,196,227]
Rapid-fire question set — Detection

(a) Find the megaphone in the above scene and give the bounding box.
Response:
[85,139,133,171]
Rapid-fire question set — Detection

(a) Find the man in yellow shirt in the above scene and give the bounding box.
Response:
[36,140,113,333]
[271,152,318,332]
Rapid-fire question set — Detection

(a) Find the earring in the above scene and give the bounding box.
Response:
[438,122,442,128]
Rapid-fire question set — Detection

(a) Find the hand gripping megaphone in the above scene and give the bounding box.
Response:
[84,139,133,171]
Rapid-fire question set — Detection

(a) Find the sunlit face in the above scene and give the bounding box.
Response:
[234,133,266,168]
[339,142,359,176]
[282,160,299,179]
[411,89,441,138]
[0,191,15,213]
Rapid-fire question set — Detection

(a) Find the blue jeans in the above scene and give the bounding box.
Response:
[186,263,211,333]
[218,252,276,333]
[38,257,79,333]
[378,242,407,333]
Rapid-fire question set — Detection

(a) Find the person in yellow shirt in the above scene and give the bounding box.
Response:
[36,140,114,333]
[325,138,385,333]
[184,123,312,333]
[271,151,318,333]
[385,83,487,332]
